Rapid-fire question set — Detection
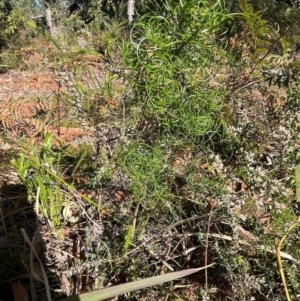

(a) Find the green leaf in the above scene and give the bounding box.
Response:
[124,225,133,253]
[44,133,53,151]
[59,264,214,301]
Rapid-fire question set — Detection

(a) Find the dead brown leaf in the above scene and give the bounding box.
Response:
[11,281,29,301]
[251,89,264,101]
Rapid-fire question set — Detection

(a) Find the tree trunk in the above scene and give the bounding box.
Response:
[127,0,135,25]
[45,4,57,37]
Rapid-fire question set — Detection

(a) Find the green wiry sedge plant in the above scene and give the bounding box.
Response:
[120,144,171,203]
[276,164,300,301]
[117,144,173,246]
[124,0,233,143]
[60,264,214,301]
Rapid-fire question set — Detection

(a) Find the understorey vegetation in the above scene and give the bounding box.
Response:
[1,0,300,300]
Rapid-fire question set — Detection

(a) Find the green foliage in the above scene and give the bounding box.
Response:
[123,224,134,253]
[123,0,232,143]
[5,8,37,34]
[3,0,300,300]
[59,266,213,301]
[0,0,39,47]
[10,134,65,230]
[10,135,108,233]
[237,0,279,62]
[119,144,172,205]
[0,0,12,46]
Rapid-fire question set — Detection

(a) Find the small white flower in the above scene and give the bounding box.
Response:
[245,151,255,164]
[212,154,224,171]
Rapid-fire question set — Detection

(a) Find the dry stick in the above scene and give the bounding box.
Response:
[0,208,7,239]
[20,228,52,301]
[275,218,300,301]
[205,201,215,289]
[56,74,62,137]
[276,241,290,301]
[230,79,261,96]
[131,201,140,238]
[168,214,208,229]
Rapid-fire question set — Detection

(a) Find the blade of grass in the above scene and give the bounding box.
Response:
[46,32,63,52]
[71,151,87,176]
[20,228,51,301]
[60,264,215,301]
[123,224,133,253]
